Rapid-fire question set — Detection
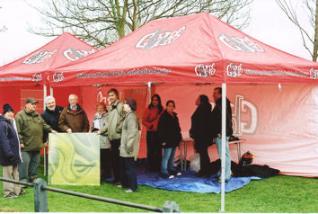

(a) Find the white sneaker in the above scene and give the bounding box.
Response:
[168,175,175,179]
[176,172,182,176]
[4,192,18,199]
[125,189,134,193]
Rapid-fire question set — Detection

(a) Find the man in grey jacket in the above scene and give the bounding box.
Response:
[100,88,125,185]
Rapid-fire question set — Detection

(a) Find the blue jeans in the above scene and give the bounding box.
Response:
[161,147,176,175]
[215,137,232,180]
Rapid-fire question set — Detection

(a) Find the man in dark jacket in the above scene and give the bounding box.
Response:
[0,104,22,198]
[42,96,63,175]
[212,87,233,182]
[59,94,89,133]
[16,98,54,183]
[42,96,64,140]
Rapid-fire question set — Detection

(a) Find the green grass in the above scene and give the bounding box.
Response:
[0,165,317,212]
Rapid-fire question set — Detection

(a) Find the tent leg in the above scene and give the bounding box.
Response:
[147,82,152,104]
[43,84,48,177]
[43,84,47,107]
[50,87,54,96]
[220,83,227,212]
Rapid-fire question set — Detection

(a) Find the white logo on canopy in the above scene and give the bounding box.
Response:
[53,72,64,82]
[309,68,318,79]
[64,48,96,61]
[136,26,186,49]
[219,34,264,53]
[32,73,42,82]
[195,64,216,77]
[226,63,243,77]
[23,50,57,64]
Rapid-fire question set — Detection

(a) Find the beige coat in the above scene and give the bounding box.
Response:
[119,112,140,160]
[91,112,110,149]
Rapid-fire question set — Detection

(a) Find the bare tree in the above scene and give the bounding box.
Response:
[276,0,318,61]
[28,0,253,47]
[0,6,8,33]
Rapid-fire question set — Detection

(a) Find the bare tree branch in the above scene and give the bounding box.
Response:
[0,6,8,33]
[276,0,317,61]
[27,0,253,48]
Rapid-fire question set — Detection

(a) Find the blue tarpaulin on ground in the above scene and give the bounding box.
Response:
[137,172,261,193]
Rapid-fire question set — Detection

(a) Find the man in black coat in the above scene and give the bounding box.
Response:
[190,95,214,177]
[212,87,233,182]
[42,96,64,141]
[41,96,63,175]
[0,104,23,198]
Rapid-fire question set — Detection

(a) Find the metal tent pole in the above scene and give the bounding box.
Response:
[220,83,227,212]
[147,82,152,103]
[43,84,47,177]
[50,87,54,96]
[43,84,47,105]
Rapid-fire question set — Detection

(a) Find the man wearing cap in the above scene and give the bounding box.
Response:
[15,98,55,183]
[0,104,23,198]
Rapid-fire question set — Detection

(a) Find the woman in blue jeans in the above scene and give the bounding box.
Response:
[157,100,182,179]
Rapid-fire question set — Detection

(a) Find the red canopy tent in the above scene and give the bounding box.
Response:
[52,12,318,172]
[0,32,97,111]
[52,14,318,211]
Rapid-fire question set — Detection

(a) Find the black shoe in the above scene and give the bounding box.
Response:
[197,171,207,177]
[112,180,121,185]
[160,173,169,179]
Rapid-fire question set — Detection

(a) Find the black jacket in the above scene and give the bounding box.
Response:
[0,116,21,166]
[42,106,64,141]
[211,98,233,137]
[158,111,182,148]
[190,103,213,145]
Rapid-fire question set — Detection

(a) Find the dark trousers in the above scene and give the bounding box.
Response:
[19,151,40,182]
[146,131,162,172]
[195,142,211,175]
[100,149,112,181]
[120,157,137,191]
[110,139,121,183]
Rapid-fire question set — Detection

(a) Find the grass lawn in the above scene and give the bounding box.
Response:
[0,165,317,212]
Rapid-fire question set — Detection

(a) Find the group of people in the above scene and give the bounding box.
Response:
[144,87,233,181]
[0,86,233,198]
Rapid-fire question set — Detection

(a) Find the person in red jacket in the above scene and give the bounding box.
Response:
[142,94,163,172]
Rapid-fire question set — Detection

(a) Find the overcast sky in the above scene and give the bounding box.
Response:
[0,0,312,66]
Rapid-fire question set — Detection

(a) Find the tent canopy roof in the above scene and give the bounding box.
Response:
[0,32,96,85]
[53,14,318,85]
